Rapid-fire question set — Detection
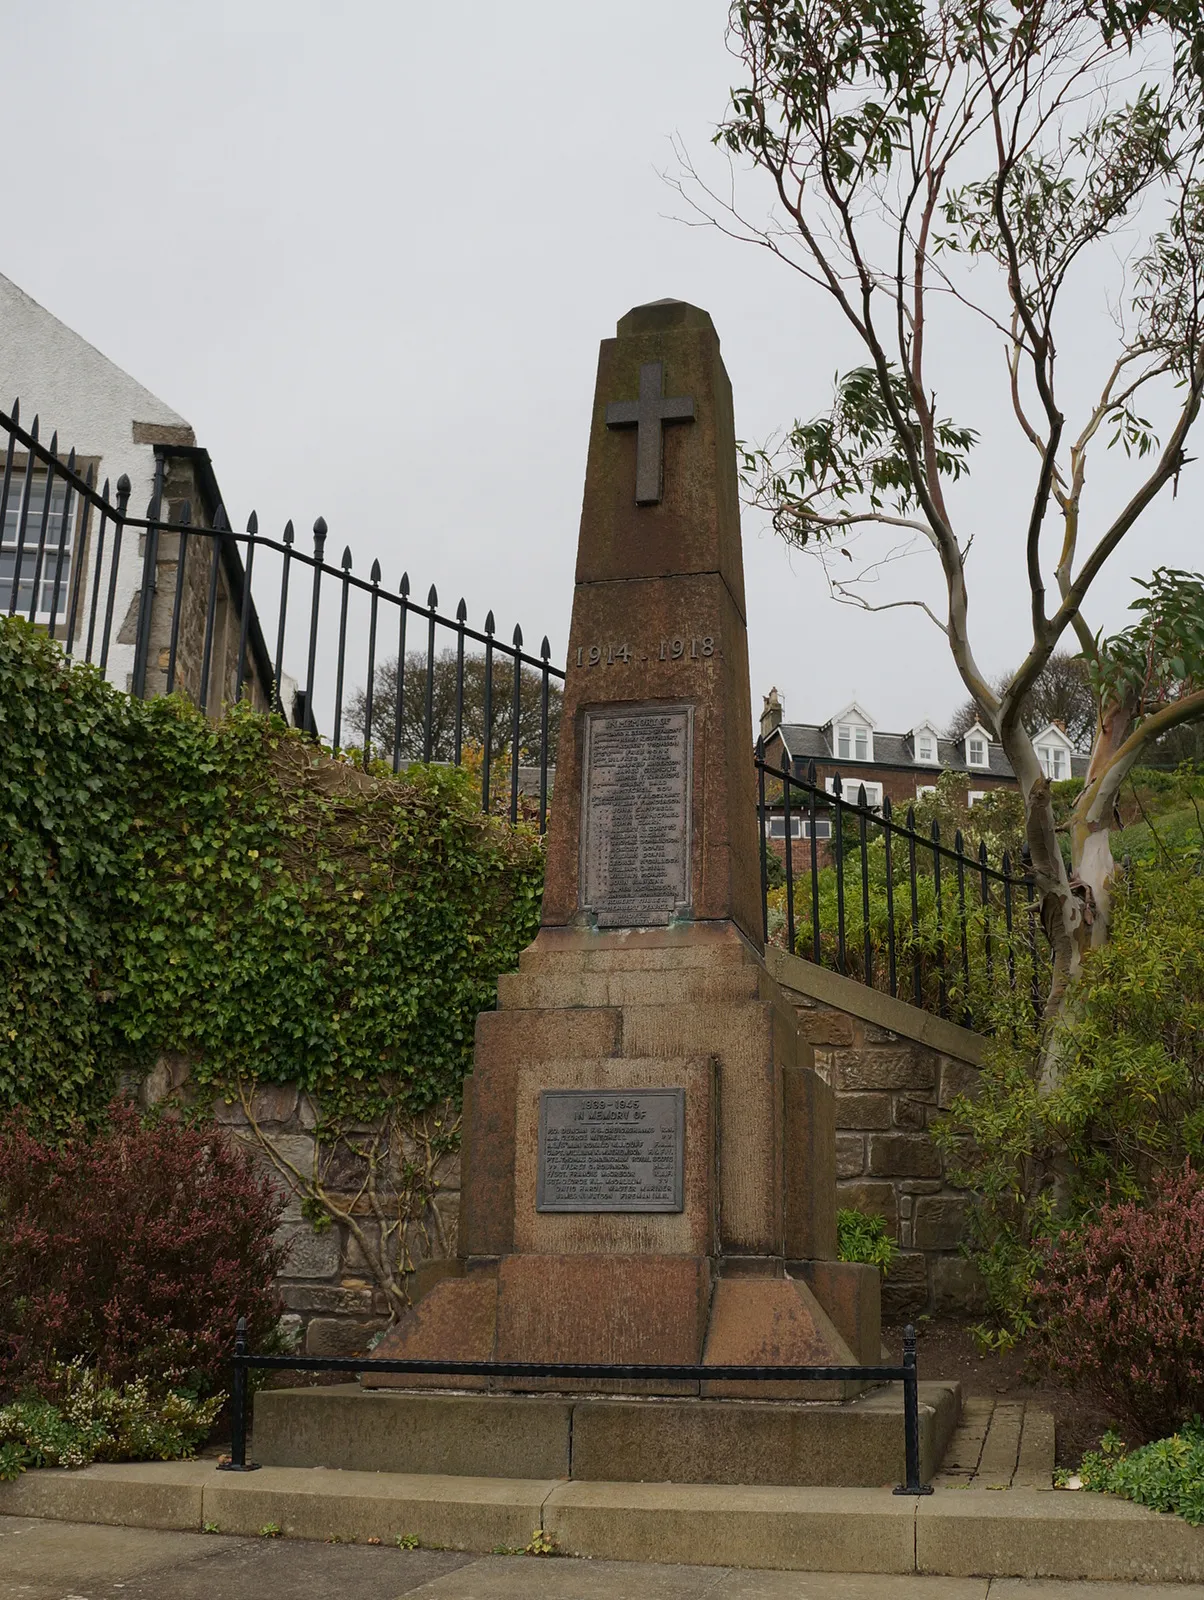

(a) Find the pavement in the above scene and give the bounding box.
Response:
[3,1516,1204,1600]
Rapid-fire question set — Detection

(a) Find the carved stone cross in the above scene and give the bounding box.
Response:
[605,360,695,506]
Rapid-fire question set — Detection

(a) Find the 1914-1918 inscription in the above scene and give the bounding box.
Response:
[536,1088,685,1212]
[580,705,692,926]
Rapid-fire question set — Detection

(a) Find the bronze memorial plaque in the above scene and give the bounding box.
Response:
[580,705,692,926]
[536,1088,686,1212]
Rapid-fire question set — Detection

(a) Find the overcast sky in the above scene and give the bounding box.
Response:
[1,1,1197,737]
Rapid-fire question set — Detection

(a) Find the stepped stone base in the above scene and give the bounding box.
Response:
[252,1380,960,1488]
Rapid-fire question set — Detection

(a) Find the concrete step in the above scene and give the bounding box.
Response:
[250,1381,959,1489]
[3,1462,1204,1580]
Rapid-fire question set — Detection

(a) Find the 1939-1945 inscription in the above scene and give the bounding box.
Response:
[536,1088,685,1212]
[580,705,692,927]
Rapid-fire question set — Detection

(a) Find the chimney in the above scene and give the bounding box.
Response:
[760,686,783,739]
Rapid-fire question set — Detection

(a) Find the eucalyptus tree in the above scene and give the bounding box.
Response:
[699,0,1204,1029]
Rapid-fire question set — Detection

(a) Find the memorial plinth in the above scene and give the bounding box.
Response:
[368,299,880,1404]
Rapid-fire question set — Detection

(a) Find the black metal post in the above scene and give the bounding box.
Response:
[304,517,327,734]
[859,786,872,987]
[833,775,846,974]
[198,512,224,715]
[332,545,352,752]
[482,611,495,813]
[216,1317,260,1473]
[538,636,550,836]
[808,761,820,964]
[364,560,381,768]
[883,797,897,998]
[26,432,59,625]
[781,751,795,954]
[393,573,409,773]
[7,414,38,616]
[98,476,130,673]
[894,1325,933,1495]
[509,625,523,824]
[234,512,256,704]
[423,586,437,763]
[454,599,467,765]
[131,457,166,697]
[756,741,768,942]
[273,520,294,717]
[164,501,191,695]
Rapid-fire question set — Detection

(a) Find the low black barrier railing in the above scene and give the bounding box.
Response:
[217,1317,934,1494]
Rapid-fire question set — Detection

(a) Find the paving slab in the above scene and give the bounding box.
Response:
[543,1480,917,1572]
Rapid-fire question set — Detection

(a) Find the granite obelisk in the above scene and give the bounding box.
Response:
[369,300,880,1389]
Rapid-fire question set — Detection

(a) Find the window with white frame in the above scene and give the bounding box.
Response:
[966,733,988,767]
[836,721,871,760]
[916,783,937,798]
[968,791,987,807]
[916,732,937,762]
[765,816,833,840]
[1037,743,1069,780]
[828,777,882,808]
[0,470,74,620]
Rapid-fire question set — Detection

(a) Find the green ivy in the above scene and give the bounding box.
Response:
[0,617,544,1125]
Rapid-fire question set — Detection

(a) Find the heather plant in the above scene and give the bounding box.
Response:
[0,1361,222,1481]
[0,1103,285,1399]
[1028,1168,1204,1440]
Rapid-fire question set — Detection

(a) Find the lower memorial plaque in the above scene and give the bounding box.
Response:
[536,1088,685,1212]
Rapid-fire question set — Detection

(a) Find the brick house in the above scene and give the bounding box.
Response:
[758,688,1087,853]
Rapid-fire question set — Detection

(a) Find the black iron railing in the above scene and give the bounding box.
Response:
[0,401,563,831]
[217,1316,934,1494]
[757,745,1050,1025]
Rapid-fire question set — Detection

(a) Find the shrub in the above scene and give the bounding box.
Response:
[837,1208,899,1274]
[1075,1423,1204,1526]
[0,1103,285,1399]
[935,858,1204,1340]
[1028,1167,1204,1439]
[0,1360,222,1480]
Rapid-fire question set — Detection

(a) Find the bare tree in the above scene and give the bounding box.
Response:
[946,651,1095,747]
[683,0,1204,1070]
[347,649,562,770]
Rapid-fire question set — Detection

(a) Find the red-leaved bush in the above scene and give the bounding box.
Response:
[0,1103,285,1399]
[1029,1166,1204,1440]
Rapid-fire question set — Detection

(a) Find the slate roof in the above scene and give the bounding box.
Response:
[772,723,1089,780]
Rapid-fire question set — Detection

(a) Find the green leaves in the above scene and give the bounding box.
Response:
[740,362,976,534]
[0,617,545,1128]
[1094,567,1204,719]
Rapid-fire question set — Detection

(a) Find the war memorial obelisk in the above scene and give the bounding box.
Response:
[371,299,881,1397]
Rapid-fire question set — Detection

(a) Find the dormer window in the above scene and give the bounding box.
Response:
[964,722,991,769]
[1033,723,1074,782]
[1038,743,1068,780]
[911,722,941,765]
[837,722,870,761]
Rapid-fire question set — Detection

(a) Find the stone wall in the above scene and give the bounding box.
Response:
[766,948,987,1319]
[140,946,984,1347]
[135,1058,460,1357]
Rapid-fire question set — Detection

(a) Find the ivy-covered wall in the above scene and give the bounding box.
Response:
[0,617,544,1127]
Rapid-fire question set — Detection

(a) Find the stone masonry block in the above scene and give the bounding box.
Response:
[881,1251,929,1318]
[793,1008,857,1046]
[931,1254,988,1315]
[868,1134,943,1180]
[276,1221,340,1280]
[892,1097,928,1131]
[279,1283,376,1315]
[833,1049,935,1093]
[835,1093,892,1130]
[938,1057,981,1109]
[304,1316,386,1357]
[835,1134,865,1178]
[836,1180,898,1235]
[913,1196,970,1251]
